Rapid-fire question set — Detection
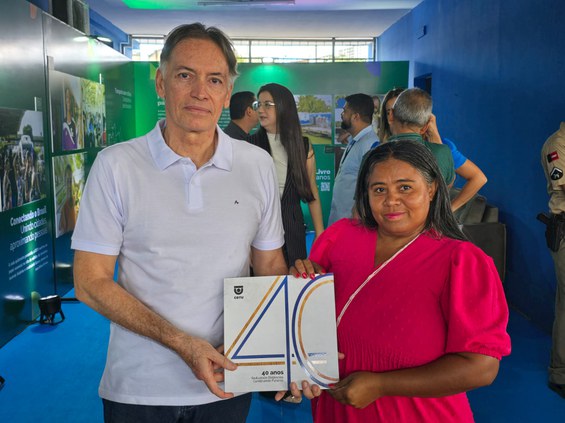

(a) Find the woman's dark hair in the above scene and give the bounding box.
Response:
[160,23,238,81]
[378,87,405,142]
[354,140,466,241]
[257,83,314,202]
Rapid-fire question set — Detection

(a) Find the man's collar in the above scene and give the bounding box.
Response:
[148,120,232,171]
[351,124,374,141]
[388,132,424,143]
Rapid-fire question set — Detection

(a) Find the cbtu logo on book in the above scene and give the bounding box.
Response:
[234,285,244,299]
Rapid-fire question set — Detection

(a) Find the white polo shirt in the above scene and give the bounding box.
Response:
[72,120,284,406]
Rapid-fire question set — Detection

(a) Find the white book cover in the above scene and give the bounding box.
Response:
[224,274,339,392]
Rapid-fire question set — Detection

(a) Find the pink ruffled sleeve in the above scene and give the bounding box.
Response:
[442,241,511,359]
[309,218,351,272]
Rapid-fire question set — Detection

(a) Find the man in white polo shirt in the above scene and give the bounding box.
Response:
[71,23,287,422]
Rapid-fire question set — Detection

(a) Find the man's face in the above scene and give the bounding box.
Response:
[340,103,353,131]
[156,38,233,136]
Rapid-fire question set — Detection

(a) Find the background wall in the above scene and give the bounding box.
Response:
[232,61,408,228]
[127,60,409,229]
[0,0,130,346]
[0,0,409,347]
[378,0,565,331]
[0,0,54,347]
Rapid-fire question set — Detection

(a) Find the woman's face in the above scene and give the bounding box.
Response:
[257,91,277,134]
[368,158,436,239]
[385,96,397,127]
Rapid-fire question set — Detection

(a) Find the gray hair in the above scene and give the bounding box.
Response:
[392,87,432,128]
[160,23,238,82]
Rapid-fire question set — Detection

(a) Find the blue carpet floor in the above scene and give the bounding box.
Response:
[1,295,565,422]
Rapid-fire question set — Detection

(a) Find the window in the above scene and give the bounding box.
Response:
[131,37,165,61]
[130,37,375,63]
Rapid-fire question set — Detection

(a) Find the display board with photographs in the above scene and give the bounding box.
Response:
[0,108,47,212]
[52,153,86,238]
[49,70,106,152]
[0,107,52,334]
[294,95,333,145]
[334,95,348,145]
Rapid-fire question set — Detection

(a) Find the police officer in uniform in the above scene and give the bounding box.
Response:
[541,122,565,399]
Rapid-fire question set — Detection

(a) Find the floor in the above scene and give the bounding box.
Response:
[0,296,565,422]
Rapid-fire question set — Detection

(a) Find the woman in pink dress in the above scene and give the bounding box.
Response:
[284,140,511,422]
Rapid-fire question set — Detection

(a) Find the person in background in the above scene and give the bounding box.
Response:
[540,122,565,399]
[62,86,78,150]
[425,113,487,212]
[288,140,511,422]
[328,93,379,225]
[377,88,405,143]
[223,91,259,140]
[387,88,455,187]
[248,83,324,265]
[380,87,487,212]
[372,95,381,135]
[72,23,287,423]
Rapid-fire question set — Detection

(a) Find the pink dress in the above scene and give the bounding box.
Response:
[309,219,511,423]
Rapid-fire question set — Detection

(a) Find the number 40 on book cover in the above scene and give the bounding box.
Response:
[224,274,339,392]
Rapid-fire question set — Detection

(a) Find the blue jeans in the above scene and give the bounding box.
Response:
[103,394,252,423]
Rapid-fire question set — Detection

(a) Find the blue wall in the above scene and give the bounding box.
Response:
[27,0,131,57]
[378,0,565,332]
[89,8,132,57]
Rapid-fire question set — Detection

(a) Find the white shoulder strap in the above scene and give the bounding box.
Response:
[336,234,421,327]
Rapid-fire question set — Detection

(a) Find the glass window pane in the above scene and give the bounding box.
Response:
[131,37,165,61]
[334,40,374,62]
[232,40,250,63]
[130,37,374,63]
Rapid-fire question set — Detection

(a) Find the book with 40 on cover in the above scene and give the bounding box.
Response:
[224,274,339,392]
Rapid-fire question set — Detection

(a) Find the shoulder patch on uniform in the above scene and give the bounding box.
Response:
[548,151,559,162]
[551,167,563,180]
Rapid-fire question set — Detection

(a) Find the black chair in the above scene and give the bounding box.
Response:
[451,188,507,282]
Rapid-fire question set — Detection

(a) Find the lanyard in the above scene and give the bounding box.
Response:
[336,233,422,327]
[337,139,356,176]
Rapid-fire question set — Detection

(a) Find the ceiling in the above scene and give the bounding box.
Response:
[84,0,423,39]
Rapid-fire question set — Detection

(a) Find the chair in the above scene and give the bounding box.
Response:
[451,188,507,282]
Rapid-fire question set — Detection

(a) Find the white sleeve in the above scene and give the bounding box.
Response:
[71,152,124,256]
[252,158,285,251]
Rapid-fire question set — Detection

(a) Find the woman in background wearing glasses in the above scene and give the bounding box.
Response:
[247,83,324,268]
